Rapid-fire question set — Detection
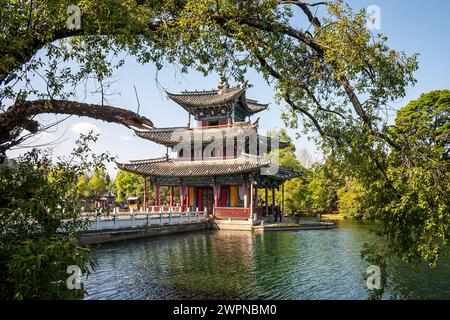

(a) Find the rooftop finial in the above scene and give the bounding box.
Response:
[217,76,225,94]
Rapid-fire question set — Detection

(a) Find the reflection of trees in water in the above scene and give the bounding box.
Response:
[252,232,299,297]
[173,230,257,298]
[383,256,450,300]
[127,231,248,298]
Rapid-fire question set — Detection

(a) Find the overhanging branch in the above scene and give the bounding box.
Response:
[1,99,154,132]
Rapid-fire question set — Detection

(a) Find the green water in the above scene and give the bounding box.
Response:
[84,221,450,299]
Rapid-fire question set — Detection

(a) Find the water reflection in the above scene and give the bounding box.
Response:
[84,222,450,300]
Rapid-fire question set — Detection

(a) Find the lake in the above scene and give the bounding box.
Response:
[84,221,450,300]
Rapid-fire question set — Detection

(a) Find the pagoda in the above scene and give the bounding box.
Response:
[117,78,301,224]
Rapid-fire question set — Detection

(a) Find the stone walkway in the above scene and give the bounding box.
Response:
[253,217,335,231]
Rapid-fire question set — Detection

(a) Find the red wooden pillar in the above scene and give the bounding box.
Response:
[143,177,147,211]
[155,183,160,206]
[180,185,185,211]
[185,186,189,212]
[220,187,227,207]
[197,188,203,210]
[213,185,219,208]
[254,186,258,207]
[169,186,174,207]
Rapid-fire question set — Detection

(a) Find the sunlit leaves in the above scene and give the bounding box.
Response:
[0,132,112,299]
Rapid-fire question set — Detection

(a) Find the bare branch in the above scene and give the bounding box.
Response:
[277,1,327,30]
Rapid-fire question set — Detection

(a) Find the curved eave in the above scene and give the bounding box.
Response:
[134,129,183,147]
[134,123,260,147]
[262,166,304,181]
[247,103,269,114]
[116,157,271,178]
[239,94,269,114]
[166,87,246,109]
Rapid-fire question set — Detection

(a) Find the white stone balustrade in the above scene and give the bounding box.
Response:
[79,207,207,232]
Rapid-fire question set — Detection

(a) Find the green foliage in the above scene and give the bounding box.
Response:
[393,90,449,160]
[0,133,112,299]
[73,174,90,199]
[88,168,110,199]
[7,237,93,300]
[265,130,345,215]
[337,180,365,219]
[305,174,329,213]
[352,91,450,297]
[115,170,145,203]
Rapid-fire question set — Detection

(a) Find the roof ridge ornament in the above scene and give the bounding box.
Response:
[217,74,229,94]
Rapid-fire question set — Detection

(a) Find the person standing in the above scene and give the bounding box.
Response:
[277,205,283,222]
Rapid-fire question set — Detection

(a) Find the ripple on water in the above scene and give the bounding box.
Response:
[84,223,450,300]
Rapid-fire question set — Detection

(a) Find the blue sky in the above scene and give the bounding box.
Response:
[6,0,450,176]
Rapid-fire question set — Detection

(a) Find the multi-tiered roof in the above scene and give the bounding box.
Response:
[117,83,301,187]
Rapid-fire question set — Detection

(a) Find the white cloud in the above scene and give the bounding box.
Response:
[33,131,56,142]
[71,122,101,135]
[15,130,57,146]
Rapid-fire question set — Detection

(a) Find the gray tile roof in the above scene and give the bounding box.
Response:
[134,122,257,146]
[134,122,290,151]
[166,86,269,114]
[116,155,271,177]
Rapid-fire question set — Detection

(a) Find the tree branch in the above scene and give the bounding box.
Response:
[1,99,154,133]
[0,99,154,161]
[277,1,327,30]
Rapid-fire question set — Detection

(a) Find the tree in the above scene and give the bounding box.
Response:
[1,0,415,163]
[355,91,449,297]
[88,168,109,199]
[0,133,110,299]
[262,129,307,214]
[115,170,145,203]
[337,180,365,219]
[302,158,344,214]
[393,90,449,160]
